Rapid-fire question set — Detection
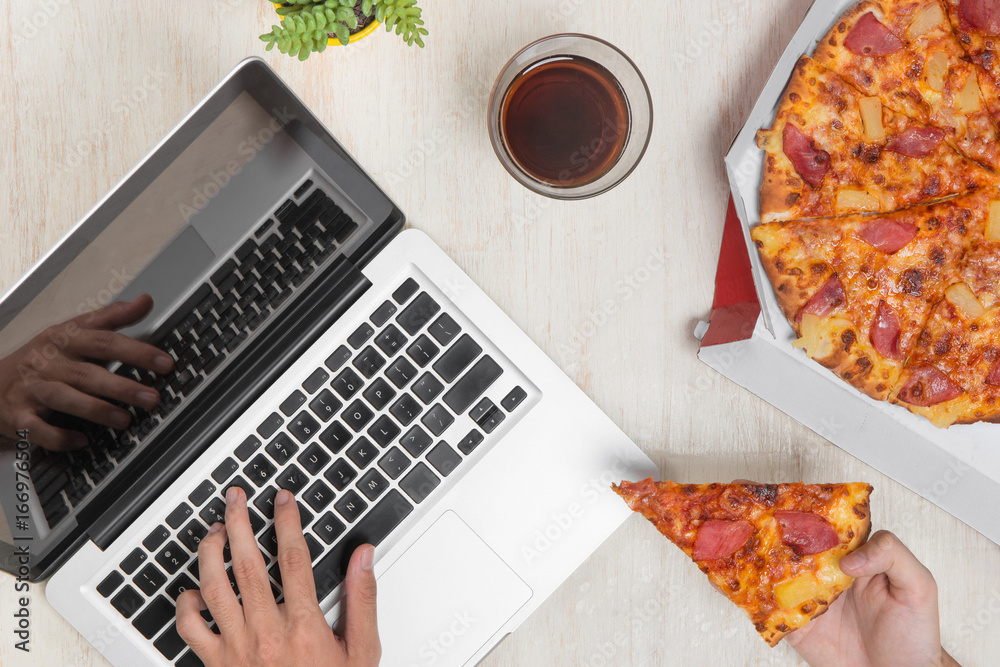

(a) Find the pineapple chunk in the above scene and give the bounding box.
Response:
[859,97,885,142]
[907,3,946,41]
[775,572,820,610]
[756,128,779,151]
[957,72,983,114]
[987,201,1000,242]
[946,283,986,320]
[835,188,880,213]
[926,52,948,92]
[792,315,854,360]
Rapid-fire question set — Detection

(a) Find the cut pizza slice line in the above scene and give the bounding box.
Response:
[814,0,1000,172]
[942,0,1000,124]
[757,55,998,223]
[611,480,873,647]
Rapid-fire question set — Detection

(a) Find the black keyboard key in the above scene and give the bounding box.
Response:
[110,585,145,618]
[211,457,240,484]
[288,410,322,443]
[243,453,277,487]
[348,322,375,349]
[443,356,503,414]
[294,179,314,199]
[298,442,332,475]
[211,259,237,288]
[385,357,418,389]
[367,415,401,447]
[352,346,386,379]
[277,464,309,494]
[501,386,528,411]
[324,345,352,372]
[187,559,200,580]
[257,412,284,439]
[469,398,496,423]
[313,512,346,545]
[200,498,226,526]
[155,541,189,575]
[412,373,445,405]
[396,292,440,335]
[319,421,352,454]
[374,324,407,357]
[356,469,389,501]
[222,475,256,501]
[421,403,454,437]
[166,503,194,530]
[346,437,378,469]
[153,621,186,659]
[312,490,413,602]
[133,595,175,639]
[188,478,219,506]
[280,391,307,417]
[389,393,421,426]
[406,335,439,367]
[332,368,364,400]
[309,389,342,423]
[399,463,441,504]
[481,408,506,434]
[304,533,325,563]
[297,501,314,529]
[392,278,419,304]
[166,573,198,601]
[302,368,330,394]
[427,442,462,477]
[121,548,147,575]
[333,490,367,523]
[97,571,123,598]
[254,487,279,520]
[371,300,397,326]
[324,459,357,491]
[143,525,170,552]
[134,563,168,596]
[248,508,266,535]
[258,526,279,557]
[265,433,298,465]
[378,447,411,480]
[303,479,335,512]
[399,425,433,458]
[457,429,484,455]
[342,400,374,432]
[428,313,462,346]
[362,378,396,411]
[177,650,206,667]
[432,334,482,383]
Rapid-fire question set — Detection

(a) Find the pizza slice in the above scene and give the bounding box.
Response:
[942,0,1000,123]
[757,55,996,223]
[611,479,873,647]
[814,0,1000,171]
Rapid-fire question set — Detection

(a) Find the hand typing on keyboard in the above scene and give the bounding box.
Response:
[0,294,174,451]
[176,486,381,667]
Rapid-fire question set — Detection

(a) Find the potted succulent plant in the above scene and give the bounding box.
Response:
[261,0,427,60]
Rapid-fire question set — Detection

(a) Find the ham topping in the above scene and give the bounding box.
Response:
[693,519,754,561]
[870,301,903,360]
[844,12,904,56]
[774,511,840,556]
[897,366,965,406]
[782,123,830,188]
[858,218,919,254]
[885,127,946,158]
[799,276,847,320]
[987,360,1000,386]
[960,0,1000,35]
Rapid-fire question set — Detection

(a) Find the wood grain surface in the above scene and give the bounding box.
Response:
[1,1,998,665]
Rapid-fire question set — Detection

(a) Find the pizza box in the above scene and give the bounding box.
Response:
[699,0,1000,545]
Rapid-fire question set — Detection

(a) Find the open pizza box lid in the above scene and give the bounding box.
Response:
[701,0,1000,545]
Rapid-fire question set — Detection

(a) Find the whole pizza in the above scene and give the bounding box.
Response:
[753,0,1000,427]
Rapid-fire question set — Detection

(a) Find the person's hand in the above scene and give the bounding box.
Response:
[787,530,960,667]
[176,487,381,667]
[0,294,173,451]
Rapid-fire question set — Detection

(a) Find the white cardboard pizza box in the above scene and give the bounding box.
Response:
[700,0,1000,545]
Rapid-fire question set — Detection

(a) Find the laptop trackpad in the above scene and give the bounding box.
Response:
[375,511,532,667]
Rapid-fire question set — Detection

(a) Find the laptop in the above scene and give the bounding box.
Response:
[0,57,656,667]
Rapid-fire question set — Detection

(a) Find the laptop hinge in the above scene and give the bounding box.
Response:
[83,257,372,551]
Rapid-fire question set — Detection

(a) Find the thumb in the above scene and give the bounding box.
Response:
[343,544,381,664]
[839,530,938,606]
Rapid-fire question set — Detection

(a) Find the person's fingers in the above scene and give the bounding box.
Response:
[196,521,244,636]
[839,530,938,606]
[29,380,133,431]
[18,413,88,451]
[56,361,160,411]
[176,589,221,664]
[343,544,381,664]
[65,329,173,375]
[273,489,320,613]
[224,486,277,623]
[72,294,155,331]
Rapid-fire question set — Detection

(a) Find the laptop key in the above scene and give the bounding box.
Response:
[134,563,168,596]
[385,357,418,389]
[501,386,528,411]
[428,313,462,346]
[110,585,145,619]
[346,437,378,469]
[305,534,325,563]
[200,498,226,526]
[332,368,364,400]
[333,490,367,523]
[258,526,279,556]
[399,463,441,504]
[319,421,352,454]
[155,541,189,575]
[165,573,198,601]
[374,324,407,357]
[353,346,386,379]
[133,595,175,639]
[222,476,256,501]
[356,469,389,501]
[399,425,433,458]
[244,454,277,486]
[166,503,194,530]
[121,548,146,575]
[234,436,262,463]
[187,559,201,580]
[378,447,411,480]
[324,345,352,373]
[481,409,506,434]
[362,378,396,411]
[265,433,298,465]
[458,429,485,455]
[389,393,421,426]
[324,459,357,491]
[153,621,187,659]
[298,442,332,476]
[313,490,413,602]
[412,372,445,405]
[211,458,240,484]
[289,411,321,443]
[257,412,284,439]
[426,442,462,477]
[178,520,209,552]
[302,367,330,394]
[443,356,503,414]
[303,479,335,512]
[254,487,278,520]
[277,464,309,494]
[421,403,454,437]
[396,292,441,335]
[297,502,314,528]
[211,259,238,288]
[97,571,123,598]
[348,322,375,349]
[370,300,397,326]
[367,415,401,447]
[177,650,206,667]
[432,334,482,383]
[313,512,346,545]
[143,525,170,552]
[469,398,496,424]
[392,278,419,304]
[248,508,266,535]
[309,389,342,423]
[342,400,374,432]
[280,391,307,417]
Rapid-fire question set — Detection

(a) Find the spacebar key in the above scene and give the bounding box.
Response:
[312,489,413,602]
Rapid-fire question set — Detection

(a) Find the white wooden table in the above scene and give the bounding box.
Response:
[1,1,998,665]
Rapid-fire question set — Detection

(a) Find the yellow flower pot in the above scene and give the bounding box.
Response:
[271,3,381,46]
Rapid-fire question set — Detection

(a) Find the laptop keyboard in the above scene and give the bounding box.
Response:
[28,182,358,530]
[92,278,531,665]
